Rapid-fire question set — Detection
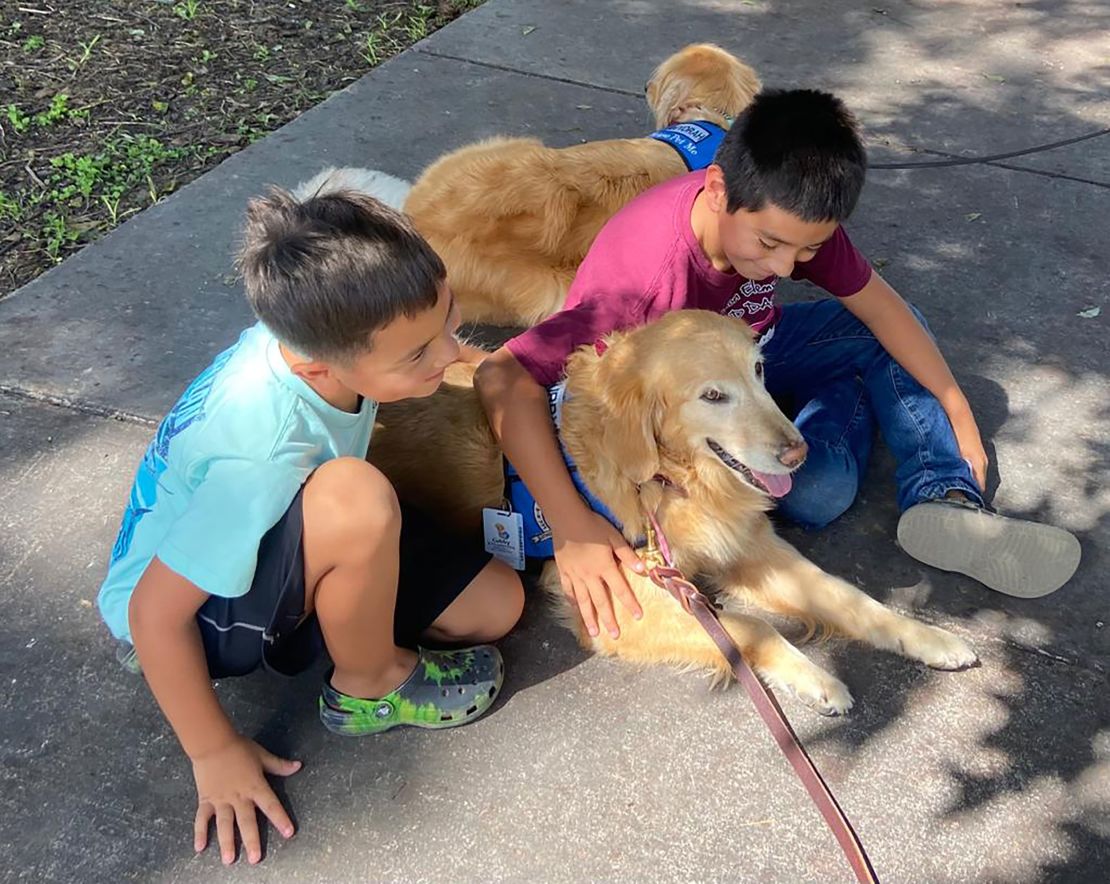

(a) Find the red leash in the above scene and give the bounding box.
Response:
[643,510,880,884]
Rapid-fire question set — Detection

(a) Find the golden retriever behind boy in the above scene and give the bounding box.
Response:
[402,43,761,327]
[368,312,978,714]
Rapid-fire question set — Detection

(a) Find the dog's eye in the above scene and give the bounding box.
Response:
[754,362,764,380]
[701,389,729,404]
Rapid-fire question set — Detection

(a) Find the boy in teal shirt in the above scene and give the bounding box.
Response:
[99,187,523,865]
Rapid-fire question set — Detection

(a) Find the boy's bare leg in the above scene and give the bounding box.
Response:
[423,558,524,645]
[301,457,416,699]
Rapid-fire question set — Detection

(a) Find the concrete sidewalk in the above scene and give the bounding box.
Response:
[1,1,1107,881]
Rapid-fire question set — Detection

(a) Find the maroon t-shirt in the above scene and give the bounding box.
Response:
[507,170,873,386]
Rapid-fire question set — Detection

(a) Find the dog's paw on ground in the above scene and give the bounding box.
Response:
[786,669,855,716]
[902,625,980,671]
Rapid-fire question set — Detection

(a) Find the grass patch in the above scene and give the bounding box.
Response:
[0,0,485,292]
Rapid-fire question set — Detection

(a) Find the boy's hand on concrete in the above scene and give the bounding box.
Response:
[191,736,301,865]
[552,510,644,639]
[951,411,988,490]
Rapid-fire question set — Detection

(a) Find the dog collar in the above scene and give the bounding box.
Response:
[649,120,728,171]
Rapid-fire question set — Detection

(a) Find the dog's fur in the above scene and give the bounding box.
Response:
[399,43,761,327]
[368,311,978,714]
[292,167,412,211]
[289,45,758,327]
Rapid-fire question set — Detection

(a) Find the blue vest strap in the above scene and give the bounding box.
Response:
[648,121,728,171]
[504,383,622,560]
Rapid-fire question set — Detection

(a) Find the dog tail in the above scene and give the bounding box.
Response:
[292,166,412,211]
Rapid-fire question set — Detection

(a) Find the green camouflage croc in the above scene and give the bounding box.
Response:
[318,645,504,736]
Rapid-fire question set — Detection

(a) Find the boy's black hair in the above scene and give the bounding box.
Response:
[715,89,867,222]
[238,188,444,361]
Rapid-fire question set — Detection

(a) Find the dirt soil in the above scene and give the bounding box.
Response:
[0,0,482,297]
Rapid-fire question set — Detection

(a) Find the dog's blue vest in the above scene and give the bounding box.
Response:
[504,383,621,560]
[649,120,728,171]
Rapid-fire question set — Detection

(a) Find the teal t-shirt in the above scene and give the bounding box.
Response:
[98,322,377,642]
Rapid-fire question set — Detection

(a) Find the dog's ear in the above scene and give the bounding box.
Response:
[596,351,662,486]
[646,72,690,129]
[562,338,663,535]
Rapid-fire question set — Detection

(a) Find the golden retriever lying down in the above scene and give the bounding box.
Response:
[402,44,761,327]
[368,311,978,714]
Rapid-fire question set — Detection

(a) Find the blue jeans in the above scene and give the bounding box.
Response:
[760,299,982,529]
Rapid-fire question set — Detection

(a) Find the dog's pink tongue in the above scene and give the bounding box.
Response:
[751,470,793,498]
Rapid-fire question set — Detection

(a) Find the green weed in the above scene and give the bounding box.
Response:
[34,136,194,259]
[376,10,405,30]
[68,34,101,72]
[42,211,82,261]
[0,191,23,223]
[362,32,382,65]
[360,9,431,66]
[235,112,277,143]
[406,5,433,41]
[5,104,31,134]
[100,193,122,225]
[22,34,44,52]
[362,15,399,65]
[34,94,88,129]
[173,0,202,20]
[6,95,89,134]
[50,152,101,199]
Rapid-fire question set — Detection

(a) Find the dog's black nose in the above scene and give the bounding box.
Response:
[777,440,808,468]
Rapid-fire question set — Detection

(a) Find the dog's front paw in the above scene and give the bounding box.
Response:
[768,657,852,715]
[784,666,854,717]
[760,646,854,716]
[904,624,979,671]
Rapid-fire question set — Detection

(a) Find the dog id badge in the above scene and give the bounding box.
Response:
[482,508,526,570]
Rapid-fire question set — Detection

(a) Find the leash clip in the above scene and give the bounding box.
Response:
[641,520,668,571]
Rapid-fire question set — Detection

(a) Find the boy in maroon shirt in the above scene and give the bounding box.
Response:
[476,90,1080,638]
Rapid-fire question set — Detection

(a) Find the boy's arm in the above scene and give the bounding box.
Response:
[474,348,644,638]
[840,272,987,489]
[129,557,300,865]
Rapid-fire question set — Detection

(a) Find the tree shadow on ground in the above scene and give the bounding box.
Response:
[2,0,1108,879]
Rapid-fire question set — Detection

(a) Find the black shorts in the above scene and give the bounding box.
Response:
[196,486,493,679]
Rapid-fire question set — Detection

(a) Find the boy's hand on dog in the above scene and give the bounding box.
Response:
[553,510,644,639]
[192,735,301,865]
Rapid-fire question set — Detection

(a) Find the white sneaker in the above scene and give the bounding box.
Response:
[897,498,1081,598]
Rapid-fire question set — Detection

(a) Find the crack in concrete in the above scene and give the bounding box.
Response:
[1001,638,1107,676]
[873,141,1110,187]
[0,384,157,427]
[977,162,1109,189]
[415,47,1109,190]
[415,47,644,97]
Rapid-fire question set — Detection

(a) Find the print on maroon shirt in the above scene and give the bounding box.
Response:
[508,170,873,386]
